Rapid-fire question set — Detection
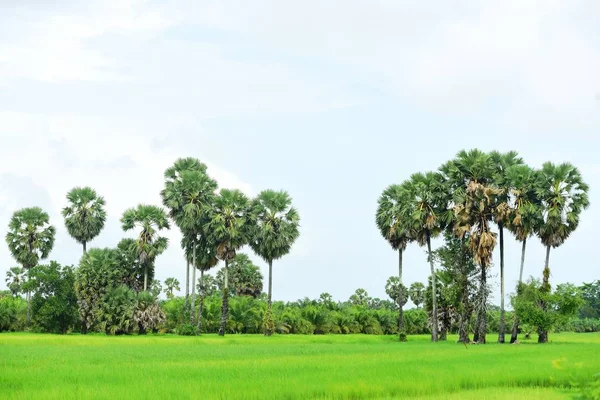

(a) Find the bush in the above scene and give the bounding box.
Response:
[176,323,197,336]
[96,285,136,335]
[0,295,27,332]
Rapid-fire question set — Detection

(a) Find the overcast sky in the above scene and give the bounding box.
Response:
[0,1,598,305]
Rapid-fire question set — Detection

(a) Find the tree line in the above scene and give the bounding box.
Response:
[376,149,589,344]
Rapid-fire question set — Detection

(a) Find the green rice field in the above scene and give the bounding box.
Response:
[1,333,599,399]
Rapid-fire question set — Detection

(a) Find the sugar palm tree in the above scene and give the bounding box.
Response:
[62,187,106,254]
[204,189,253,336]
[5,266,26,297]
[164,277,180,299]
[376,183,413,341]
[404,172,453,342]
[535,162,589,343]
[506,164,543,343]
[489,151,524,343]
[249,190,300,336]
[161,158,217,316]
[442,149,498,344]
[121,205,170,291]
[5,207,56,324]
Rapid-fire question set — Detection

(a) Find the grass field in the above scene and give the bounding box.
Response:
[1,333,599,399]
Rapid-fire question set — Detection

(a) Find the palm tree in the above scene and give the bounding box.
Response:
[62,187,107,254]
[376,183,413,341]
[205,189,253,336]
[442,149,498,344]
[249,190,300,336]
[506,164,543,343]
[535,162,589,343]
[489,151,524,343]
[5,207,56,324]
[164,278,180,299]
[121,205,170,291]
[161,158,217,318]
[5,266,26,297]
[404,172,453,342]
[408,282,425,309]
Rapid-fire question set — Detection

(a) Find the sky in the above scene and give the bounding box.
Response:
[0,0,598,306]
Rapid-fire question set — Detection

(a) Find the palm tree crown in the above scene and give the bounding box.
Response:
[62,186,106,252]
[6,207,56,269]
[376,183,413,251]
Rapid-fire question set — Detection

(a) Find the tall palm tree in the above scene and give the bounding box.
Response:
[489,151,524,343]
[442,149,498,344]
[5,207,56,324]
[62,187,107,254]
[205,189,253,336]
[249,190,300,336]
[535,162,589,343]
[5,266,26,297]
[506,164,543,343]
[164,277,180,299]
[121,205,170,291]
[376,183,413,341]
[404,172,453,342]
[161,158,217,317]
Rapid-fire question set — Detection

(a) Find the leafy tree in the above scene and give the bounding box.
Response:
[161,158,217,322]
[228,296,264,334]
[579,281,600,319]
[425,271,456,340]
[249,189,300,336]
[506,164,543,343]
[164,277,181,299]
[404,172,452,342]
[96,285,136,335]
[5,266,25,297]
[134,291,165,334]
[408,282,425,309]
[197,274,218,298]
[512,279,583,341]
[205,189,253,336]
[62,187,106,254]
[302,305,332,334]
[349,288,371,307]
[535,162,589,343]
[376,183,413,340]
[443,149,498,344]
[150,279,162,299]
[385,277,408,308]
[121,205,170,291]
[216,254,263,298]
[489,151,523,343]
[5,207,56,324]
[29,262,78,334]
[0,292,27,332]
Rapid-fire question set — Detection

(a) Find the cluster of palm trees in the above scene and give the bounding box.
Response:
[4,157,300,336]
[376,149,589,344]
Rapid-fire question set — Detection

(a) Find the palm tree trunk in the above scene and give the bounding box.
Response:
[26,268,31,326]
[197,269,204,333]
[538,245,551,344]
[476,263,487,344]
[219,260,229,336]
[184,259,190,320]
[398,249,406,342]
[498,225,506,344]
[264,259,274,336]
[190,241,197,325]
[510,238,527,343]
[83,241,87,254]
[426,234,438,342]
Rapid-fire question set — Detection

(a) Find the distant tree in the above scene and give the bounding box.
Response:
[164,278,180,299]
[385,277,408,308]
[116,238,145,292]
[121,205,170,291]
[249,189,300,336]
[150,279,162,299]
[5,266,25,297]
[535,162,589,343]
[408,283,425,310]
[205,189,253,336]
[62,187,106,254]
[579,281,600,319]
[216,254,263,298]
[5,207,56,325]
[197,274,218,298]
[318,293,336,310]
[349,289,371,307]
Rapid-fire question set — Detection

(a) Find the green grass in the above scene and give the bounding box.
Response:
[1,333,599,399]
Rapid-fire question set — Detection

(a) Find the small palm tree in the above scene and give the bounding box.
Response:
[62,187,107,254]
[408,282,425,309]
[164,278,180,299]
[249,190,300,336]
[121,205,170,291]
[489,151,524,343]
[376,183,413,341]
[5,266,26,297]
[404,172,453,342]
[535,162,589,343]
[205,189,253,336]
[5,207,56,324]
